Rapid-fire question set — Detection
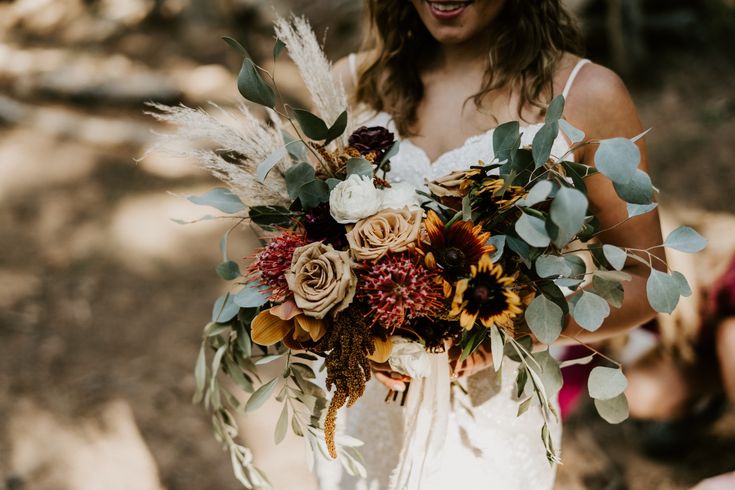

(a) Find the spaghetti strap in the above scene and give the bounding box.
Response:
[562,58,590,99]
[348,52,358,87]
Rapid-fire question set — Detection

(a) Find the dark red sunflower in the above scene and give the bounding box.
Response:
[419,210,495,280]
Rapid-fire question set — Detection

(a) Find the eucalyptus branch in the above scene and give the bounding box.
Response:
[559,334,622,367]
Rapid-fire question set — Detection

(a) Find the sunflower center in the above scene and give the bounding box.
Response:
[442,247,466,268]
[469,279,508,315]
[471,284,494,303]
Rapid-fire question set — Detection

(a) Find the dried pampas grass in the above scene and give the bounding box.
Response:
[274,15,348,132]
[145,102,292,207]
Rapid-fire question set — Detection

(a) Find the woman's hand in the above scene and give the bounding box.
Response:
[370,360,411,392]
[448,343,493,379]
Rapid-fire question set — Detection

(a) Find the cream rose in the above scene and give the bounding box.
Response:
[388,336,430,379]
[380,182,421,211]
[346,208,423,261]
[329,174,383,224]
[285,242,357,319]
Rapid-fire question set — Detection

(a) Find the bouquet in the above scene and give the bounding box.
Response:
[148,16,706,490]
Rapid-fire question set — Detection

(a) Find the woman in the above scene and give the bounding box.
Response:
[318,1,664,488]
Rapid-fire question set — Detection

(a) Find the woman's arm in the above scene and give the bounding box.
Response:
[562,62,665,343]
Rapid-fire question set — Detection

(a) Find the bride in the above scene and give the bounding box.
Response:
[317,0,664,488]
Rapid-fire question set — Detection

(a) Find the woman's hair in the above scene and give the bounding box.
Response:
[355,0,584,135]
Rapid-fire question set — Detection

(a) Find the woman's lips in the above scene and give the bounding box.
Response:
[426,1,473,20]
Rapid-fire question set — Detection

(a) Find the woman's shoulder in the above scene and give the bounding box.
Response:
[560,53,639,139]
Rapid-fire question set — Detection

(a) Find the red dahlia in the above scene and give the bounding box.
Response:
[250,231,309,301]
[358,253,445,332]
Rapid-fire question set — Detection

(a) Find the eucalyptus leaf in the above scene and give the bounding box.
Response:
[324,110,348,145]
[285,162,317,199]
[525,295,564,344]
[595,137,640,184]
[573,291,610,332]
[627,202,657,218]
[506,236,532,267]
[646,269,681,314]
[602,244,627,271]
[535,255,571,278]
[216,260,241,280]
[233,284,270,308]
[594,270,633,282]
[490,325,504,372]
[489,235,506,262]
[212,293,240,323]
[346,158,374,177]
[515,214,551,248]
[273,38,286,60]
[493,121,520,160]
[249,205,293,229]
[594,393,629,424]
[613,169,653,204]
[592,275,625,308]
[523,180,554,207]
[256,147,287,183]
[237,58,276,108]
[326,178,341,190]
[171,214,217,225]
[380,141,400,164]
[188,188,245,214]
[532,122,559,168]
[531,350,563,398]
[275,403,289,444]
[664,226,707,253]
[517,396,534,417]
[245,377,279,412]
[293,109,328,141]
[222,36,250,57]
[298,179,330,209]
[672,271,692,297]
[559,119,585,144]
[588,366,628,400]
[550,187,588,247]
[565,255,587,276]
[545,95,565,123]
[462,195,472,221]
[282,130,309,162]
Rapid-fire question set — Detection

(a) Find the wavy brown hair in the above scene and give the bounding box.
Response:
[356,0,584,136]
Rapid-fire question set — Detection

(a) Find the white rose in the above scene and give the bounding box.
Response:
[380,182,421,211]
[329,174,383,224]
[388,336,430,379]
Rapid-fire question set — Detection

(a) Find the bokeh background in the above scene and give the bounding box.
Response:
[1,0,735,489]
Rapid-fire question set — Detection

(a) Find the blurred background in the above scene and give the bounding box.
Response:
[1,0,734,489]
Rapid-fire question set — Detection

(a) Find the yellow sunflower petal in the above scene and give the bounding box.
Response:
[477,254,494,273]
[251,309,292,346]
[452,279,469,306]
[367,337,392,363]
[424,210,444,242]
[424,251,437,269]
[460,309,479,330]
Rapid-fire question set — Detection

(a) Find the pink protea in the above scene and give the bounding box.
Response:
[250,230,309,301]
[358,253,445,332]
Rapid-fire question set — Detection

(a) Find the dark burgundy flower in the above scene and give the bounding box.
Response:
[348,126,395,161]
[303,203,348,249]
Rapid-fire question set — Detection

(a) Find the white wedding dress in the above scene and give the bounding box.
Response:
[315,57,591,490]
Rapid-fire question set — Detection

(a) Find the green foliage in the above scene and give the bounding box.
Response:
[285,162,316,199]
[515,213,550,248]
[558,119,585,144]
[233,284,269,308]
[249,205,293,229]
[238,58,276,108]
[613,169,654,204]
[217,260,241,280]
[493,121,520,161]
[549,188,588,247]
[646,269,681,313]
[525,294,564,344]
[256,147,287,183]
[664,226,707,253]
[602,244,627,271]
[346,158,373,177]
[573,291,611,332]
[188,188,245,214]
[212,293,240,323]
[595,137,640,184]
[588,366,628,400]
[297,180,330,209]
[531,122,559,168]
[594,393,629,424]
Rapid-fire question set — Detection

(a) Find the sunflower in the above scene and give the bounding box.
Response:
[420,210,495,279]
[476,177,526,208]
[450,254,523,332]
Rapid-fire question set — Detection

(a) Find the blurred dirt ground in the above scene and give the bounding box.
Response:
[1,1,734,489]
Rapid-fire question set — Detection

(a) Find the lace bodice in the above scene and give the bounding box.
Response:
[350,109,573,189]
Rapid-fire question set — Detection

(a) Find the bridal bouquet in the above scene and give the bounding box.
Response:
[149,16,706,490]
